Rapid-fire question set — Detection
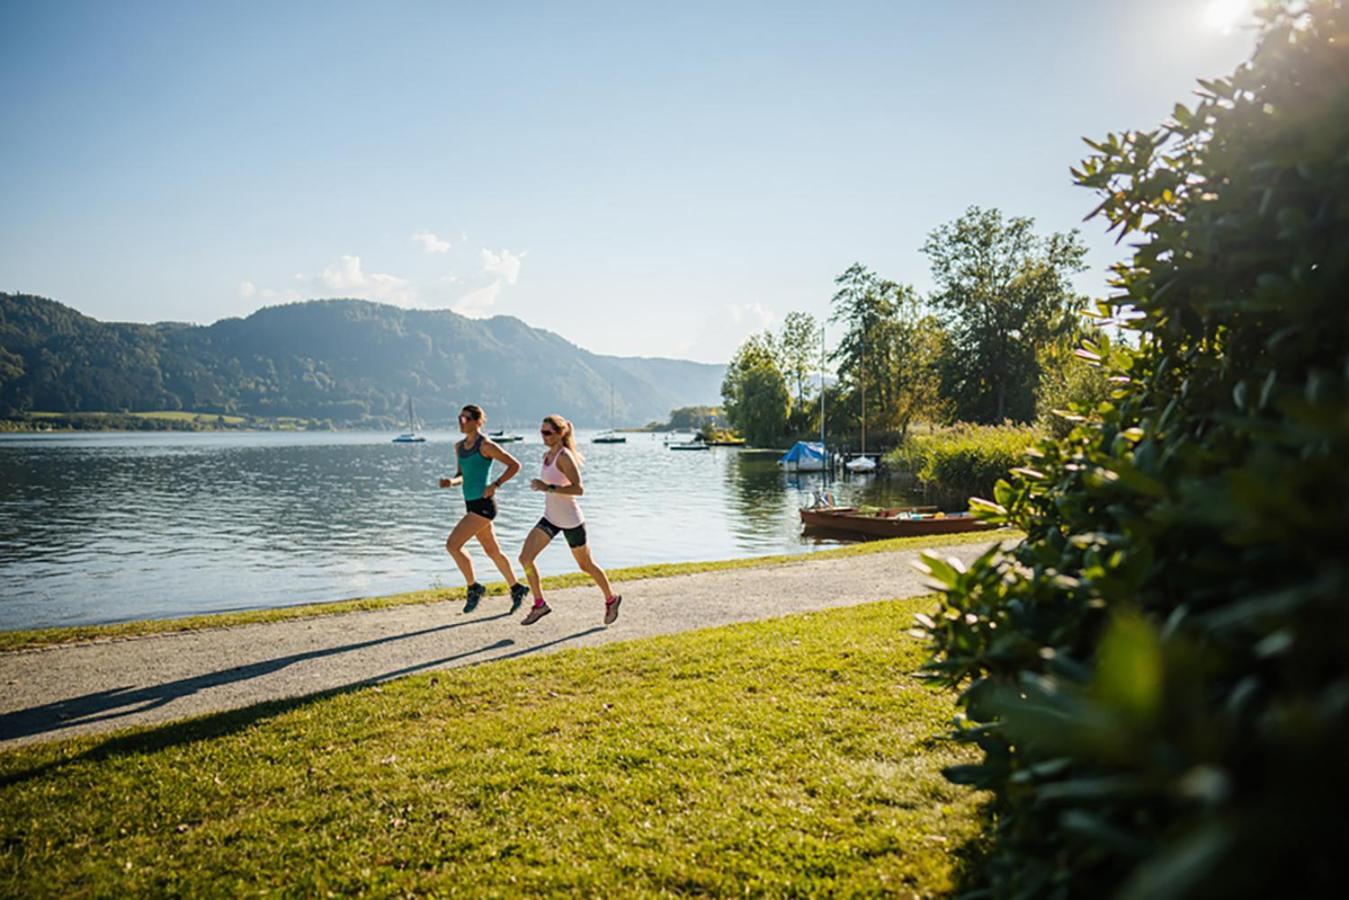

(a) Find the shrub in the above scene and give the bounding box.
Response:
[884,423,1038,506]
[915,4,1349,897]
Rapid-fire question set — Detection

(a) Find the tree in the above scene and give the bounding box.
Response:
[922,207,1087,423]
[776,311,821,411]
[1034,305,1113,438]
[720,332,789,447]
[827,263,944,441]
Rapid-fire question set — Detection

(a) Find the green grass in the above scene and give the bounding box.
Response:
[0,598,988,896]
[0,529,1019,652]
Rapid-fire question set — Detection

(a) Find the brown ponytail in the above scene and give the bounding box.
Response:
[542,414,584,464]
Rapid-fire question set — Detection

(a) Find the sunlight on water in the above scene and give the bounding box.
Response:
[0,431,920,630]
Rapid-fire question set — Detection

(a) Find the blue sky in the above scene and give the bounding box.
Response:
[0,1,1258,362]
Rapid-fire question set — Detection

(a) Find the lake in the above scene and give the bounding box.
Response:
[0,431,919,631]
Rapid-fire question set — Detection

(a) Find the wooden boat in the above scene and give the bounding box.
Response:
[799,506,994,539]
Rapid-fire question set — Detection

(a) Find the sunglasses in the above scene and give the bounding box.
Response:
[540,428,557,436]
[459,413,476,422]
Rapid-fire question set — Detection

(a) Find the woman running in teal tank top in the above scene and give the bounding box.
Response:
[438,404,530,613]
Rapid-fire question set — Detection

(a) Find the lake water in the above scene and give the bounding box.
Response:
[0,431,918,631]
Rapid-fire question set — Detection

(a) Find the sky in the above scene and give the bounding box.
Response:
[0,0,1261,363]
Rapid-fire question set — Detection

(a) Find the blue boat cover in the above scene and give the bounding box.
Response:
[779,441,826,464]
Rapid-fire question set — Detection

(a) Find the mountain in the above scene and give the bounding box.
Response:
[0,294,725,426]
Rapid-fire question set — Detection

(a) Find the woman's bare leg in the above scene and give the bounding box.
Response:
[476,524,520,585]
[518,527,553,600]
[445,514,489,585]
[570,544,613,599]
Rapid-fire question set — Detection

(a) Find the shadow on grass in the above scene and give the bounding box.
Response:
[0,625,608,789]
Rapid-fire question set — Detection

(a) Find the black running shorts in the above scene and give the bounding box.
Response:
[535,516,587,548]
[465,497,498,520]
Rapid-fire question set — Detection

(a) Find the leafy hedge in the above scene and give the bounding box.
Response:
[915,4,1349,897]
[884,423,1038,506]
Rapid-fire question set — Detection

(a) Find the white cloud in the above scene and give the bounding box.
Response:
[726,301,776,330]
[449,247,526,317]
[481,248,524,285]
[242,255,418,308]
[412,230,451,253]
[317,255,414,305]
[453,281,502,318]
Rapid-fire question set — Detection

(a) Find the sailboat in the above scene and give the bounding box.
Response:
[593,383,627,444]
[392,396,426,443]
[845,351,876,472]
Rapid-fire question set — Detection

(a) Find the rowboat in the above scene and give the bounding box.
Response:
[799,506,994,539]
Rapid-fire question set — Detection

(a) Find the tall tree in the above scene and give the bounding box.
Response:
[777,311,821,410]
[720,332,790,447]
[922,207,1087,423]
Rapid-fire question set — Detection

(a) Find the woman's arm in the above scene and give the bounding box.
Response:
[481,440,521,497]
[551,450,585,496]
[439,443,463,488]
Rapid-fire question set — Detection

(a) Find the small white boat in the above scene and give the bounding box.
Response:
[669,440,710,451]
[846,455,878,473]
[488,429,523,443]
[392,397,426,443]
[593,384,626,443]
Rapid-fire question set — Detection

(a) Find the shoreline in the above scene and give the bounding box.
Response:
[0,529,1018,653]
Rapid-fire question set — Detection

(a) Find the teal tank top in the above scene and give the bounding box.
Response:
[457,436,492,501]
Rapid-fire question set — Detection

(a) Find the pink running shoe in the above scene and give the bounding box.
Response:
[604,595,622,625]
[521,602,551,626]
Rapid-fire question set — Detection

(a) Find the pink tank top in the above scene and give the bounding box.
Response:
[541,447,584,528]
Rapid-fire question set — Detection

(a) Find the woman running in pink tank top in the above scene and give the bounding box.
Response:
[518,414,621,625]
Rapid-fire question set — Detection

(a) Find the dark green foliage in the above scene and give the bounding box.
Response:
[827,263,946,443]
[0,296,724,425]
[923,208,1087,425]
[721,333,790,447]
[918,3,1349,896]
[884,424,1037,508]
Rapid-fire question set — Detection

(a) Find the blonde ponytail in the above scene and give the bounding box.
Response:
[543,413,585,464]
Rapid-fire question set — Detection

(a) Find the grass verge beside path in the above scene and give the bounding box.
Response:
[0,529,1019,652]
[0,597,987,896]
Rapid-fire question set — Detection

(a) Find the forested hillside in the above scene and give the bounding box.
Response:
[0,294,724,426]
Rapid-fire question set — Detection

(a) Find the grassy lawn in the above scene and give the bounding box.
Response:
[0,599,988,896]
[0,529,1019,652]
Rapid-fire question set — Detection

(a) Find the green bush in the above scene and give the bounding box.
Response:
[884,423,1038,506]
[915,3,1349,897]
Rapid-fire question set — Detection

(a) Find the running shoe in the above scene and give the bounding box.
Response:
[464,582,486,614]
[604,595,622,625]
[521,602,551,626]
[509,582,530,612]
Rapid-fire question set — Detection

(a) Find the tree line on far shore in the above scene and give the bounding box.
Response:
[719,206,1113,451]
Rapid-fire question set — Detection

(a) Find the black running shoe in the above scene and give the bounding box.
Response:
[521,602,551,626]
[509,582,530,613]
[464,582,486,614]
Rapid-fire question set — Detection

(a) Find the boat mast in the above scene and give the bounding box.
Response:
[820,324,827,471]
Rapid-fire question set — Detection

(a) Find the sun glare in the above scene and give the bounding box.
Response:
[1202,0,1256,34]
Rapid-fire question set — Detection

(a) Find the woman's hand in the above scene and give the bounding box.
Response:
[530,478,548,492]
[440,476,462,489]
[482,483,497,499]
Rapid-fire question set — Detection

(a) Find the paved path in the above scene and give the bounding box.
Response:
[0,542,989,750]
